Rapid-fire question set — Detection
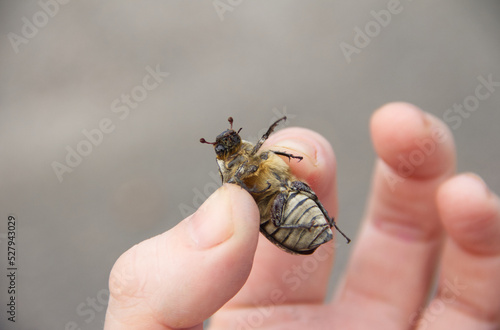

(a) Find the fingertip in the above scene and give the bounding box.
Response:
[188,183,260,250]
[225,183,261,231]
[437,173,500,255]
[437,173,493,211]
[371,102,455,179]
[371,102,424,151]
[263,127,337,204]
[370,102,425,138]
[183,182,261,282]
[188,185,235,249]
[219,183,262,256]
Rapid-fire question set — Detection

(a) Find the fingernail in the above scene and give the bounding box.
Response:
[273,139,317,164]
[188,186,235,249]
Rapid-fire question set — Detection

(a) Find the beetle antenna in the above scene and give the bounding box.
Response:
[237,127,242,134]
[228,117,234,130]
[200,138,216,145]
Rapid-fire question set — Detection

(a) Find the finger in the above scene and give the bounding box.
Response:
[104,184,260,330]
[333,103,456,328]
[420,174,500,329]
[213,127,339,315]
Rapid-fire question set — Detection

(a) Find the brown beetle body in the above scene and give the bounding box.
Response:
[201,116,350,254]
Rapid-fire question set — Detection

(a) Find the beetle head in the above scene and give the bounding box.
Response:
[200,117,242,159]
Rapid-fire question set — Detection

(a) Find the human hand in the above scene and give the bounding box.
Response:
[104,103,500,329]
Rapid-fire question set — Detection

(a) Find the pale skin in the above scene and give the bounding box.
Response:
[104,103,500,329]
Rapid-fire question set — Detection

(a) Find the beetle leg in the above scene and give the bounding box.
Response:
[230,160,254,180]
[230,176,271,193]
[228,161,271,194]
[271,192,287,227]
[227,154,244,169]
[251,117,287,155]
[271,150,303,162]
[290,181,315,195]
[251,181,271,194]
[290,181,351,243]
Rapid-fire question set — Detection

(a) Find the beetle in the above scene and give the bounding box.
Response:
[200,116,350,254]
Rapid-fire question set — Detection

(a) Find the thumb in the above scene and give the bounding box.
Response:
[104,184,260,330]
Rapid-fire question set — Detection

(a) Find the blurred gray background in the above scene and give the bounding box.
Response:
[1,1,499,329]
